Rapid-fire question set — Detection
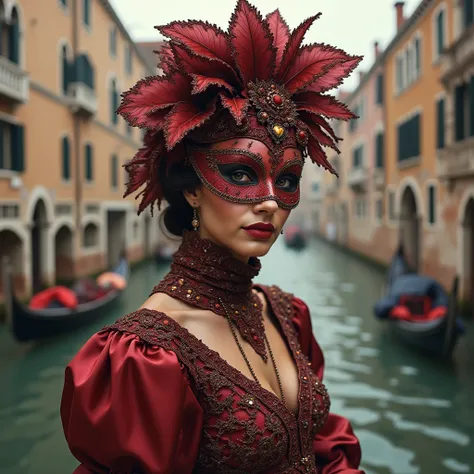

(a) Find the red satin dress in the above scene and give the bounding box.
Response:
[61,234,363,474]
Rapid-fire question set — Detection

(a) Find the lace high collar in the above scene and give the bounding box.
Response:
[152,231,268,360]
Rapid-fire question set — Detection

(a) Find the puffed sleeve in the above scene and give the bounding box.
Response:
[292,297,364,474]
[61,329,203,474]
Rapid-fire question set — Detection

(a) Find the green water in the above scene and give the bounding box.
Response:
[0,238,472,474]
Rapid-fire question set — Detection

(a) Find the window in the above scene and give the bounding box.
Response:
[61,136,71,180]
[375,131,384,168]
[61,44,70,95]
[396,35,422,94]
[59,0,68,8]
[311,182,319,193]
[436,97,445,149]
[427,184,436,225]
[0,121,24,172]
[352,144,364,168]
[8,7,20,65]
[414,37,421,77]
[111,154,118,189]
[434,9,446,59]
[110,27,117,57]
[83,223,98,248]
[397,113,421,162]
[376,199,383,222]
[464,0,474,29]
[110,78,119,125]
[396,56,403,92]
[455,83,467,142]
[83,0,91,27]
[125,44,133,75]
[75,54,95,90]
[375,73,384,105]
[85,143,93,182]
[388,190,395,221]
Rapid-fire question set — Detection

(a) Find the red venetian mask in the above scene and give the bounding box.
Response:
[188,138,304,210]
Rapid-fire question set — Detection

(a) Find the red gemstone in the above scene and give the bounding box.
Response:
[299,130,307,139]
[258,87,265,94]
[261,112,269,119]
[273,94,283,105]
[253,335,259,342]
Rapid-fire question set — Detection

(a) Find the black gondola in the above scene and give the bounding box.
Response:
[2,256,128,343]
[284,225,307,250]
[374,245,465,358]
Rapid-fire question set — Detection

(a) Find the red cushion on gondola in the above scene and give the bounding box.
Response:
[29,286,78,310]
[390,304,447,322]
[390,305,411,320]
[425,306,447,321]
[399,295,431,315]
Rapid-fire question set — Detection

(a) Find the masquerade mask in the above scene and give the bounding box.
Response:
[189,138,303,209]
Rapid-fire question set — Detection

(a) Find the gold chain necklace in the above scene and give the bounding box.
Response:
[219,297,285,404]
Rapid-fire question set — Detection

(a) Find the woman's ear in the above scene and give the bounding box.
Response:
[183,188,202,208]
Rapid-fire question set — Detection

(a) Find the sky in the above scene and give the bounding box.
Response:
[109,0,420,91]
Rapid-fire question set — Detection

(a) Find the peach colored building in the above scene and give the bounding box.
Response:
[0,0,158,302]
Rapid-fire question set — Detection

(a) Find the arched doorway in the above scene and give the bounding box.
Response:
[0,229,24,301]
[55,225,73,282]
[400,186,420,272]
[461,198,474,315]
[31,200,48,292]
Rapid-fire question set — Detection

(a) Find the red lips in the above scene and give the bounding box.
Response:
[243,222,275,232]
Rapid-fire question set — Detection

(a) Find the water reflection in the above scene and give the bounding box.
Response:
[0,237,472,473]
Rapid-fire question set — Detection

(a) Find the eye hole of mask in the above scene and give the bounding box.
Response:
[276,173,300,193]
[217,163,259,186]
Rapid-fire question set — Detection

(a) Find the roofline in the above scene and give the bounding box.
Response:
[346,0,434,102]
[99,0,156,74]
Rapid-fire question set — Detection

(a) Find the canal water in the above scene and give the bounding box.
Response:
[0,237,472,474]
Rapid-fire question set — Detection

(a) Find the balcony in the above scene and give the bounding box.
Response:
[441,24,474,84]
[373,168,385,189]
[437,137,474,182]
[0,55,29,103]
[347,166,368,192]
[67,82,97,116]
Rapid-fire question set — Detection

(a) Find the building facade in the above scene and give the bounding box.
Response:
[0,0,158,302]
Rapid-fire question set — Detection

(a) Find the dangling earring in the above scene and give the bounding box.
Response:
[191,207,200,231]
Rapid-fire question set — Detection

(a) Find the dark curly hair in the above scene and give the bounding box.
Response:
[159,158,201,237]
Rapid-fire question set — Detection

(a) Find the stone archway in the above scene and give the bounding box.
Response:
[400,186,420,272]
[55,225,74,282]
[0,229,24,300]
[31,199,48,292]
[461,198,474,314]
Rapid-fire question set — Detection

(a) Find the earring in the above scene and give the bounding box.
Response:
[191,207,200,231]
[281,229,284,235]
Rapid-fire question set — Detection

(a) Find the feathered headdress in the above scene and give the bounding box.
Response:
[118,0,362,214]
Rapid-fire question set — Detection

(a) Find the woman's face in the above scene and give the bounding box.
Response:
[185,138,303,262]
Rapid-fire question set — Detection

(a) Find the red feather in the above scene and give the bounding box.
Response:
[266,10,290,71]
[304,56,363,93]
[306,121,339,151]
[156,42,175,73]
[171,43,239,86]
[300,111,341,142]
[307,137,337,176]
[229,0,276,83]
[296,92,356,120]
[191,74,234,95]
[219,93,249,124]
[118,73,191,128]
[157,20,234,66]
[276,14,321,82]
[164,99,217,150]
[283,44,351,93]
[143,108,169,130]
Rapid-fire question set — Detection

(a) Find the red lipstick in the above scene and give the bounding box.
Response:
[242,222,275,240]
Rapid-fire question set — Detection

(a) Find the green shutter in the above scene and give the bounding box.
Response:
[464,0,474,28]
[455,84,465,141]
[437,98,445,149]
[83,0,90,26]
[437,11,444,56]
[62,137,70,180]
[8,17,20,64]
[111,155,118,188]
[85,144,93,181]
[469,76,474,137]
[11,124,25,172]
[376,132,384,168]
[428,186,436,225]
[413,113,421,157]
[0,122,4,170]
[376,74,384,105]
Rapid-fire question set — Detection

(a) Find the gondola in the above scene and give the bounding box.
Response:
[373,244,465,358]
[2,256,129,343]
[284,225,307,250]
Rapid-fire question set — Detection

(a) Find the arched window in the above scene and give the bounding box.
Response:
[83,222,98,248]
[8,7,20,64]
[61,136,71,180]
[84,143,93,182]
[110,78,118,125]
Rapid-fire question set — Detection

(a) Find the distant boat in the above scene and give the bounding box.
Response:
[373,244,464,358]
[2,256,129,343]
[284,225,307,250]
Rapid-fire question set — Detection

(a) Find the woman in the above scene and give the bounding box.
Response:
[61,1,365,472]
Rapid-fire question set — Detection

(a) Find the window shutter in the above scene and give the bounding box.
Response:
[83,0,90,26]
[437,11,444,56]
[428,185,436,225]
[376,132,384,168]
[437,98,445,149]
[464,0,474,28]
[413,113,421,157]
[85,144,93,181]
[455,84,465,141]
[8,17,20,64]
[469,75,474,137]
[376,74,384,105]
[11,124,25,172]
[111,155,118,188]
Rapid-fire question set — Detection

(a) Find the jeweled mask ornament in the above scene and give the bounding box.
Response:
[117,0,362,215]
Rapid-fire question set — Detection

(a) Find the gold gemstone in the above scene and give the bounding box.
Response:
[273,124,284,137]
[187,289,192,294]
[178,279,184,285]
[171,286,177,291]
[196,295,201,300]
